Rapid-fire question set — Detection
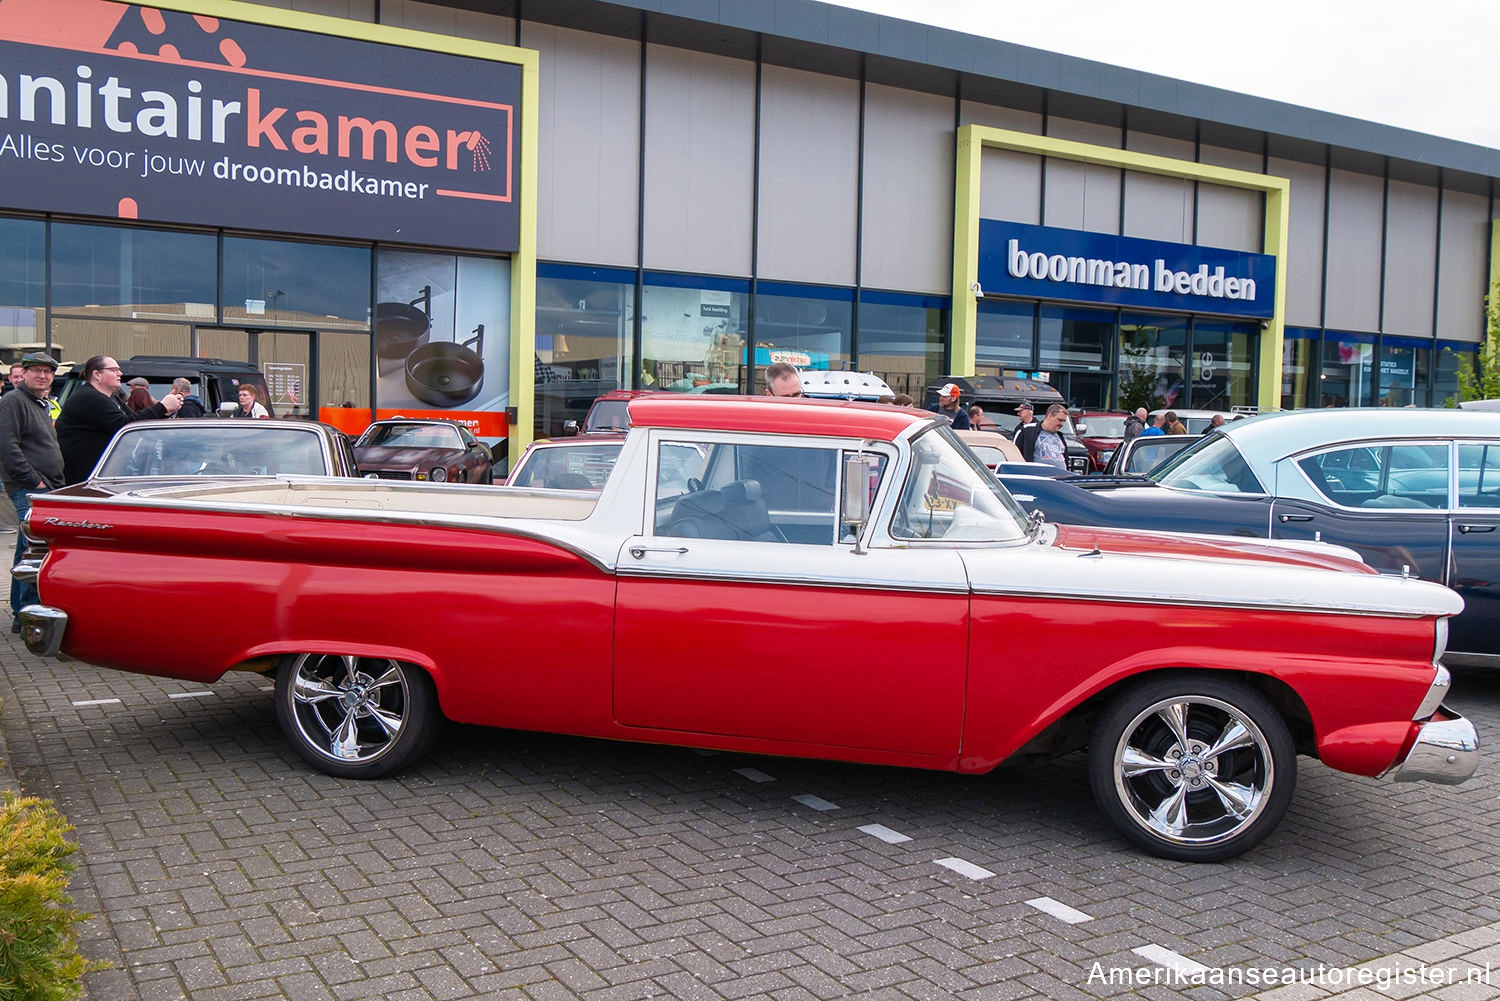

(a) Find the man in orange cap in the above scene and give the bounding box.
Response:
[929,383,970,429]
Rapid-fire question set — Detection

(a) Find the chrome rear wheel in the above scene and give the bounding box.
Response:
[274,653,442,778]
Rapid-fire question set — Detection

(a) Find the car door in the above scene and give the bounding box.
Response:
[1269,441,1451,582]
[1448,441,1500,659]
[612,433,969,759]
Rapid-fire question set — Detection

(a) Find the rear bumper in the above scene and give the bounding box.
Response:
[18,604,67,658]
[1391,708,1479,784]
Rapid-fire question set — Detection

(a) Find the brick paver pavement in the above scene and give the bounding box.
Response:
[2,630,1498,1000]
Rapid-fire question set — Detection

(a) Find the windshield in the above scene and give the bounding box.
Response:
[585,400,631,432]
[1082,415,1127,437]
[890,426,1032,542]
[97,425,328,478]
[1150,433,1266,493]
[357,423,462,450]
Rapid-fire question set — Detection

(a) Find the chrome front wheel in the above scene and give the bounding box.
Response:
[274,653,442,778]
[1089,676,1295,862]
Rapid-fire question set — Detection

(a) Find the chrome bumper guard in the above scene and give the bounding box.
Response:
[18,604,68,658]
[10,557,41,585]
[1391,708,1479,785]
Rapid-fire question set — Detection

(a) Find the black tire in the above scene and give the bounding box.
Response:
[1087,674,1296,862]
[273,653,444,779]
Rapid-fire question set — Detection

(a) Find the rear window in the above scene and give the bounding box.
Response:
[585,400,631,432]
[97,425,327,478]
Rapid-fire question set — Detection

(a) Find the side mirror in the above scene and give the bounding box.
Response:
[562,419,580,436]
[841,453,880,554]
[1075,423,1087,435]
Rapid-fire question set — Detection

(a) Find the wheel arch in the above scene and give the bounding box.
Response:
[1006,666,1317,764]
[231,642,451,712]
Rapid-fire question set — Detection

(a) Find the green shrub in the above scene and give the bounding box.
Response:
[0,792,105,1001]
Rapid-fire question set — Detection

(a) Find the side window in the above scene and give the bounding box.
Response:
[1298,443,1448,509]
[1457,444,1500,508]
[653,441,862,545]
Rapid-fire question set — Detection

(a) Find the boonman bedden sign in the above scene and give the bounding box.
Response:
[978,220,1275,318]
[0,0,520,253]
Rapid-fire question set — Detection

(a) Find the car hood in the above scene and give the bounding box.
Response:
[352,446,455,467]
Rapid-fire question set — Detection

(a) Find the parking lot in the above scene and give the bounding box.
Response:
[2,633,1498,1001]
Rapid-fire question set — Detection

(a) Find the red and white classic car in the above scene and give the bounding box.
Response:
[14,396,1478,861]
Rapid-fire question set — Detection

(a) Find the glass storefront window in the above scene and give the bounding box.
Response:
[535,266,636,439]
[1377,339,1425,407]
[223,237,370,329]
[51,223,216,320]
[754,284,852,390]
[975,299,1034,375]
[1040,306,1112,373]
[1436,343,1476,407]
[319,331,372,413]
[0,216,46,358]
[1321,335,1374,407]
[855,292,947,399]
[642,276,748,393]
[1117,311,1186,411]
[47,317,190,371]
[1281,332,1318,410]
[1189,320,1256,411]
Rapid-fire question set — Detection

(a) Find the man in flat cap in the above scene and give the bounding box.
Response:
[0,352,64,633]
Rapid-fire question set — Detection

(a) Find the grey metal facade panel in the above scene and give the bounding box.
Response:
[1043,159,1120,236]
[717,0,775,33]
[757,65,860,285]
[860,83,955,294]
[960,100,1042,135]
[1196,186,1260,254]
[642,44,757,276]
[1123,172,1193,244]
[1436,188,1490,343]
[772,0,829,42]
[1324,168,1385,332]
[1381,179,1438,338]
[577,0,1500,181]
[979,149,1042,225]
[1269,156,1327,327]
[526,22,641,268]
[1046,117,1120,148]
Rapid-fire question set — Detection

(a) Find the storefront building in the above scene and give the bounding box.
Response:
[3,0,1497,468]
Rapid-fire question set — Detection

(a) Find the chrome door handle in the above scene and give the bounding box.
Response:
[1457,524,1496,534]
[629,546,689,559]
[1278,514,1314,523]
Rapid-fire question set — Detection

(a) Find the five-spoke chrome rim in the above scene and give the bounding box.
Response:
[1112,695,1273,846]
[287,654,409,764]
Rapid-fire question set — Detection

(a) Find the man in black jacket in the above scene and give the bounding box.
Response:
[0,352,65,632]
[56,355,182,484]
[1016,403,1069,470]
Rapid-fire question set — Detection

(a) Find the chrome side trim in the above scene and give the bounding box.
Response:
[613,566,971,593]
[1413,665,1450,720]
[966,585,1438,618]
[1390,709,1479,785]
[18,605,68,658]
[1441,650,1500,669]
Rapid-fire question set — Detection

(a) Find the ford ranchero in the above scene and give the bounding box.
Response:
[14,396,1479,861]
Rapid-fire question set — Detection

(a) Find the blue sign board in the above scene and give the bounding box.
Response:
[978,221,1275,319]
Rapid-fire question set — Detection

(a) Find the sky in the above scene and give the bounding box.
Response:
[826,0,1500,151]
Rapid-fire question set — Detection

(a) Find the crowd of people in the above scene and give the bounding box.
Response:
[0,353,269,633]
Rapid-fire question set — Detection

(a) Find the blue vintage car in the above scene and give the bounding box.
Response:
[1001,408,1500,667]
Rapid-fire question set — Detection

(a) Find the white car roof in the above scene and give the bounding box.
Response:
[1218,407,1500,467]
[796,370,893,399]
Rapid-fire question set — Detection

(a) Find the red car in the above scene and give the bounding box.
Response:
[15,396,1477,861]
[1075,410,1133,471]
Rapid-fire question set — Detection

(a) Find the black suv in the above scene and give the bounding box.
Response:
[923,375,1091,474]
[53,356,271,416]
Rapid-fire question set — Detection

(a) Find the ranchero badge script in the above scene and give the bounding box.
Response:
[44,517,113,530]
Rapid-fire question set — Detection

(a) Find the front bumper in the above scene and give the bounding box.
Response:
[17,604,67,658]
[1391,708,1479,784]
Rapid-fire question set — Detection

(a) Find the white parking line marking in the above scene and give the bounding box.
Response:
[791,794,839,811]
[858,824,911,844]
[167,691,215,700]
[934,857,994,880]
[71,698,121,707]
[1133,945,1209,976]
[1025,897,1093,924]
[735,767,776,783]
